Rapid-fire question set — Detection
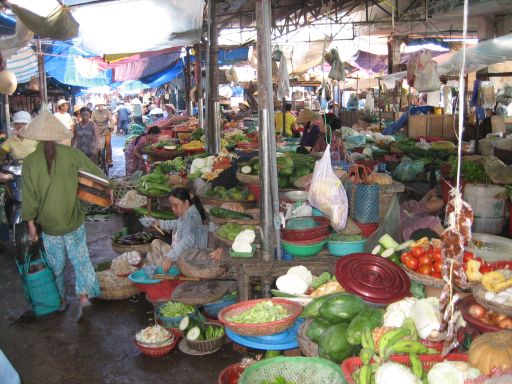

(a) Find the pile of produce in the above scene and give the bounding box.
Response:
[217,223,256,241]
[189,150,236,181]
[135,324,173,344]
[136,172,172,195]
[145,140,181,153]
[181,140,205,151]
[133,207,175,220]
[158,302,195,318]
[184,321,225,342]
[153,157,186,174]
[274,267,343,298]
[394,138,455,160]
[302,292,381,364]
[467,302,512,329]
[227,300,290,324]
[117,190,147,209]
[204,185,254,201]
[231,229,256,254]
[239,153,316,189]
[96,270,133,288]
[110,251,142,276]
[209,207,254,220]
[111,231,154,245]
[448,156,489,184]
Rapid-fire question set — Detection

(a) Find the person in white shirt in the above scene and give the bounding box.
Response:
[54,99,73,145]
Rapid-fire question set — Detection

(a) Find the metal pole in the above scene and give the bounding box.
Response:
[194,43,204,131]
[256,0,281,270]
[207,0,220,154]
[185,47,193,116]
[36,40,47,105]
[0,53,9,137]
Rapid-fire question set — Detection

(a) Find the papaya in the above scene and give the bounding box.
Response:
[301,292,346,318]
[318,323,355,363]
[318,293,367,323]
[346,307,383,345]
[306,318,333,343]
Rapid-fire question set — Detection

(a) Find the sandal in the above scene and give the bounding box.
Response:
[58,299,69,312]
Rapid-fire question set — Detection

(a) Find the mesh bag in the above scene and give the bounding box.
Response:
[239,357,345,384]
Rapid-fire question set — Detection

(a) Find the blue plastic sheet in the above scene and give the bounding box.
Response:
[382,106,433,135]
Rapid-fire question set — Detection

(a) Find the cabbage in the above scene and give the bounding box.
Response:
[234,229,255,244]
[276,274,308,295]
[427,361,480,384]
[410,297,441,339]
[286,265,312,286]
[232,240,252,253]
[375,362,421,384]
[383,297,417,328]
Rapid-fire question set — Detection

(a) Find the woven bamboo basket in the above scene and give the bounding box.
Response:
[473,284,512,316]
[112,177,138,206]
[185,322,225,352]
[298,319,319,357]
[112,241,151,254]
[402,266,445,288]
[236,171,260,185]
[99,283,139,300]
[208,208,260,226]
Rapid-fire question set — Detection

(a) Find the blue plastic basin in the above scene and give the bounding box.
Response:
[327,239,367,257]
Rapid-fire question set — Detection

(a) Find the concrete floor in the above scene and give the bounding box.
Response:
[0,134,241,384]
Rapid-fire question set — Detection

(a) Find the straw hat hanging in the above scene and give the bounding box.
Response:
[18,109,72,142]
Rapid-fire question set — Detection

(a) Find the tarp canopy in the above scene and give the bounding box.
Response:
[6,45,37,83]
[381,33,512,87]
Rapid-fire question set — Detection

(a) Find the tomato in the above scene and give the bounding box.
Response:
[480,264,493,274]
[419,254,432,266]
[401,253,412,265]
[405,257,419,271]
[431,272,442,279]
[411,247,424,258]
[418,264,432,275]
[463,251,475,264]
[434,260,443,273]
[432,248,442,261]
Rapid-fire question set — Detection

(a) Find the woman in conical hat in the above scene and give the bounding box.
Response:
[20,110,106,321]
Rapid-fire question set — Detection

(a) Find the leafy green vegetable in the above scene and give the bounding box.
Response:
[448,155,489,183]
[227,301,289,323]
[409,280,426,299]
[155,158,186,174]
[159,302,195,318]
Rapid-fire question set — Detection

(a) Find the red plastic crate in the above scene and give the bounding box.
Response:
[341,353,468,384]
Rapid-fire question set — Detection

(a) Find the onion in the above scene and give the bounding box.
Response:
[468,304,487,319]
[498,317,512,329]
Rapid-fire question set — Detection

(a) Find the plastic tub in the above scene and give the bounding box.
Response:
[281,216,330,242]
[464,183,506,234]
[203,296,237,319]
[281,239,325,257]
[355,222,379,238]
[155,303,198,329]
[327,238,367,257]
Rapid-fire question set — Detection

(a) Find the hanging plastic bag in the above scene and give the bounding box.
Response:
[478,81,496,109]
[308,145,349,231]
[277,55,290,101]
[272,45,283,62]
[11,4,79,41]
[406,50,440,92]
[326,49,345,82]
[364,92,374,114]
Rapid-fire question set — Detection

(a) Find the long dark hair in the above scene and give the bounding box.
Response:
[169,187,206,221]
[43,141,56,175]
[134,126,160,146]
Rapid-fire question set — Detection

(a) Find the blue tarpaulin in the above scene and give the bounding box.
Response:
[382,106,434,135]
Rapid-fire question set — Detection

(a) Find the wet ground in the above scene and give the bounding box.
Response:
[0,134,241,384]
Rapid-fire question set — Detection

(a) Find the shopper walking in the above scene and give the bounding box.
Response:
[114,101,131,135]
[20,110,105,321]
[73,107,99,163]
[53,99,73,146]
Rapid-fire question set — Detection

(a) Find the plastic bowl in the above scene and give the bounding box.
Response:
[282,234,328,245]
[281,239,326,257]
[286,217,317,229]
[143,265,159,277]
[281,216,330,242]
[284,191,308,202]
[155,303,198,329]
[139,217,156,228]
[327,238,367,257]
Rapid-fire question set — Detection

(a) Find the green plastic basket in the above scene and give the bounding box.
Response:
[238,357,345,384]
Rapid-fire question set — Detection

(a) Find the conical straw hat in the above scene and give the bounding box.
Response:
[18,109,72,142]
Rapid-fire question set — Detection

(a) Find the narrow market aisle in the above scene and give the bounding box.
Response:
[0,216,241,384]
[110,133,127,178]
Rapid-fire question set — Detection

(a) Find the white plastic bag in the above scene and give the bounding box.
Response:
[277,55,290,101]
[308,145,349,231]
[407,50,440,92]
[364,92,374,114]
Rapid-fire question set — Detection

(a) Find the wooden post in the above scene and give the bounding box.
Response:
[0,52,9,137]
[185,47,192,116]
[36,40,47,105]
[194,43,204,131]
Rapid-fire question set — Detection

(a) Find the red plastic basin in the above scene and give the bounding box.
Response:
[133,279,185,302]
[355,222,379,238]
[281,216,330,242]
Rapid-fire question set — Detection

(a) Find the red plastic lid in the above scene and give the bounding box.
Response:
[335,253,410,304]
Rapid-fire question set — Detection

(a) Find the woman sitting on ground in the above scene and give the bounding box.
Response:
[296,108,322,153]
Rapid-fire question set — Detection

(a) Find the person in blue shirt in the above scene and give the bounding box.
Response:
[115,101,131,135]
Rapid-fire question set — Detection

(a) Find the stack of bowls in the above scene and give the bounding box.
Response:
[281,216,330,258]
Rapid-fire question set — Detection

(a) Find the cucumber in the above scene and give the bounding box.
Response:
[371,245,382,255]
[378,234,399,250]
[186,326,201,341]
[179,316,190,331]
[381,248,396,258]
[396,240,414,252]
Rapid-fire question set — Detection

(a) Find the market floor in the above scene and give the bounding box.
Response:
[0,216,241,384]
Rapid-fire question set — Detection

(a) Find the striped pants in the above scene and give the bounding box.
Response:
[42,224,100,298]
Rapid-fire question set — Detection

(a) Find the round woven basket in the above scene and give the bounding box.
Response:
[112,242,151,254]
[208,208,260,226]
[99,282,139,300]
[472,284,512,316]
[402,266,445,288]
[112,176,138,206]
[185,322,225,352]
[236,171,260,185]
[297,319,319,357]
[134,329,180,357]
[200,195,257,209]
[218,298,302,336]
